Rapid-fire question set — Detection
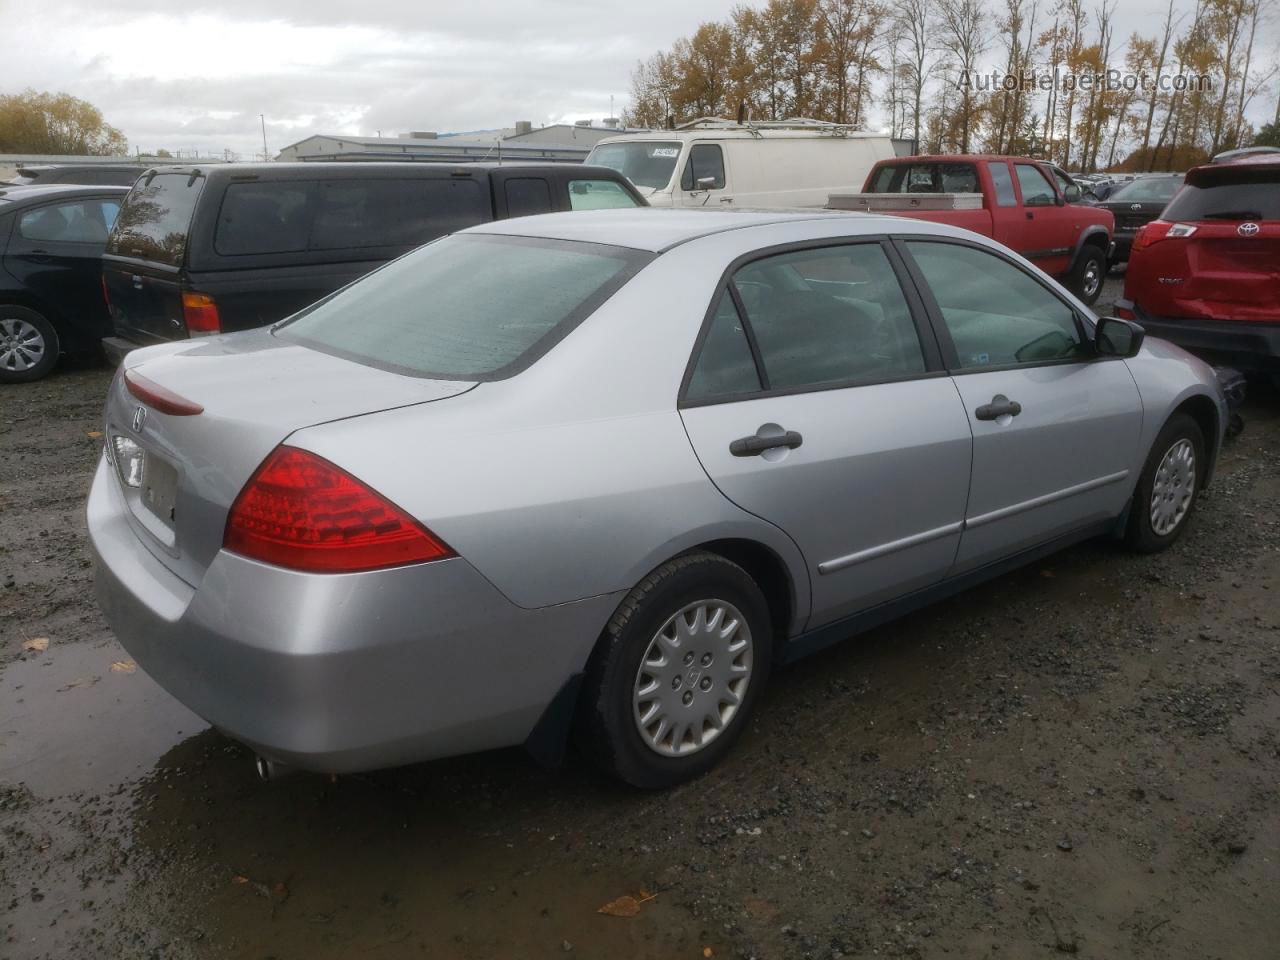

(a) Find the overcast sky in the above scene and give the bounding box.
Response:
[1,0,1276,159]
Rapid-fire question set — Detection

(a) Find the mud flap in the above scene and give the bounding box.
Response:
[523,673,584,770]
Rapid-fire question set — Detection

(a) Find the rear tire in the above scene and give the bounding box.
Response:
[0,306,59,383]
[577,551,773,789]
[1069,244,1107,305]
[1126,413,1205,553]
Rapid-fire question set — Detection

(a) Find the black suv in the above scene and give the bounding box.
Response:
[102,162,647,353]
[0,183,130,382]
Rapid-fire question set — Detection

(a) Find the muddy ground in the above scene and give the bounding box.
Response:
[3,278,1278,959]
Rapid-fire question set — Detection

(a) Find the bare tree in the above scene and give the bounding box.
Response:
[937,0,988,151]
[892,0,935,147]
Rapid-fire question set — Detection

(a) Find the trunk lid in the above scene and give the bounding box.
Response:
[104,329,475,586]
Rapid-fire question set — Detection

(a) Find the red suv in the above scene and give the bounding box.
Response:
[1116,155,1279,383]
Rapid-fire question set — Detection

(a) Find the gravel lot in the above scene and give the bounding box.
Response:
[3,276,1278,959]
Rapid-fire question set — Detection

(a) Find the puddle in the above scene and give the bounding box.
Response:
[0,637,205,796]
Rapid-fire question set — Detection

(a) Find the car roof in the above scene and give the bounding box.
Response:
[0,183,131,206]
[465,207,937,253]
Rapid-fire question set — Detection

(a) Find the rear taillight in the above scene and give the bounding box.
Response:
[224,446,454,573]
[182,290,220,335]
[1132,220,1197,254]
[1115,305,1137,320]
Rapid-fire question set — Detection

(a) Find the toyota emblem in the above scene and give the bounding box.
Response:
[1130,203,1142,211]
[1238,222,1260,237]
[132,406,147,432]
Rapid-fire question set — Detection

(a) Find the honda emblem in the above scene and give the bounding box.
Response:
[1238,222,1260,237]
[132,406,147,432]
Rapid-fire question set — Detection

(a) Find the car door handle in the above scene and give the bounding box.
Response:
[974,395,1022,421]
[719,197,734,204]
[730,430,803,457]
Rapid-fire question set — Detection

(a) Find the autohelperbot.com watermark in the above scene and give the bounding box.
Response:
[958,68,1213,93]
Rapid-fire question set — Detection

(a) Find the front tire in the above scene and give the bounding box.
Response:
[1126,413,1205,553]
[1069,244,1107,305]
[577,552,773,789]
[0,306,59,383]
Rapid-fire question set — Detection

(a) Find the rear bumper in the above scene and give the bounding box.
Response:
[101,336,142,365]
[1120,300,1280,370]
[88,454,621,773]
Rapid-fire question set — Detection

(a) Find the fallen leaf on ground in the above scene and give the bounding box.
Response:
[22,637,49,653]
[703,948,715,958]
[58,676,99,692]
[110,660,137,673]
[232,875,250,885]
[87,430,103,439]
[597,891,657,918]
[598,895,641,918]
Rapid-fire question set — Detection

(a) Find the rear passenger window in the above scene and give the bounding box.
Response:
[729,243,925,392]
[216,183,311,255]
[987,162,1017,206]
[309,179,487,251]
[504,178,552,218]
[18,199,119,244]
[905,241,1084,367]
[686,292,761,402]
[680,144,725,191]
[568,180,638,210]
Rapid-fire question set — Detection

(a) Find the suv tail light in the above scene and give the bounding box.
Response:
[224,446,454,573]
[182,290,221,335]
[1132,220,1197,254]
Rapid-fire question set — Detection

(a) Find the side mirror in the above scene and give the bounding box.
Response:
[1095,316,1145,358]
[1063,183,1082,203]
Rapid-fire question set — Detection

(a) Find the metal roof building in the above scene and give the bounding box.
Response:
[276,122,641,164]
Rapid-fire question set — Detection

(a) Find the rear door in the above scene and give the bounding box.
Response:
[5,195,122,347]
[899,238,1142,571]
[103,171,204,344]
[680,239,973,629]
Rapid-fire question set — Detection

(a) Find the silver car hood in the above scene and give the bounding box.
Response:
[107,329,476,586]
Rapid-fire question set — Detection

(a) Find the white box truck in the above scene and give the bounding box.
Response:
[585,118,898,210]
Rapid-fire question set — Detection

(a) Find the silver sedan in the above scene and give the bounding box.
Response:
[90,209,1227,788]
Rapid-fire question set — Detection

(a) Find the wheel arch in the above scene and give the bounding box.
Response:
[1170,392,1221,485]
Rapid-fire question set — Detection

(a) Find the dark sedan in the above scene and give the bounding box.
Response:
[1096,174,1184,263]
[0,183,128,382]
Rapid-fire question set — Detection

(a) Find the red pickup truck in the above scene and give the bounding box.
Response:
[831,156,1115,305]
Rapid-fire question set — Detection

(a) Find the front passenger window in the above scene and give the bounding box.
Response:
[680,144,726,191]
[905,241,1084,368]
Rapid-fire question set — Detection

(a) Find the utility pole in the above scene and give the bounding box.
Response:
[259,114,269,161]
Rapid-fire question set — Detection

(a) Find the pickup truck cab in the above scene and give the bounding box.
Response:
[831,156,1114,305]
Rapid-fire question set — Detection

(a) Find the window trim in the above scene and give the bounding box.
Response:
[678,236,948,409]
[890,235,1107,377]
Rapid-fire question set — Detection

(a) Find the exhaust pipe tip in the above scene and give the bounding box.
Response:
[254,755,294,782]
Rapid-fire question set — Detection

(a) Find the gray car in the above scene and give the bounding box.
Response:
[90,209,1227,788]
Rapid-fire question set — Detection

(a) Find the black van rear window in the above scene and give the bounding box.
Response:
[107,173,203,265]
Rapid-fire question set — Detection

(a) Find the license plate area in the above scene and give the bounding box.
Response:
[141,453,179,528]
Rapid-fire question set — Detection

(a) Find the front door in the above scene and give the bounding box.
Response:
[677,142,733,209]
[900,238,1143,571]
[679,240,973,629]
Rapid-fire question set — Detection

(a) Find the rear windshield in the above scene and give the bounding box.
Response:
[277,233,651,380]
[106,172,203,265]
[869,162,979,193]
[1108,177,1183,203]
[1163,168,1280,221]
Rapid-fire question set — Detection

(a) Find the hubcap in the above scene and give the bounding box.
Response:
[1150,438,1195,536]
[0,317,45,372]
[632,599,753,757]
[1083,259,1101,297]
